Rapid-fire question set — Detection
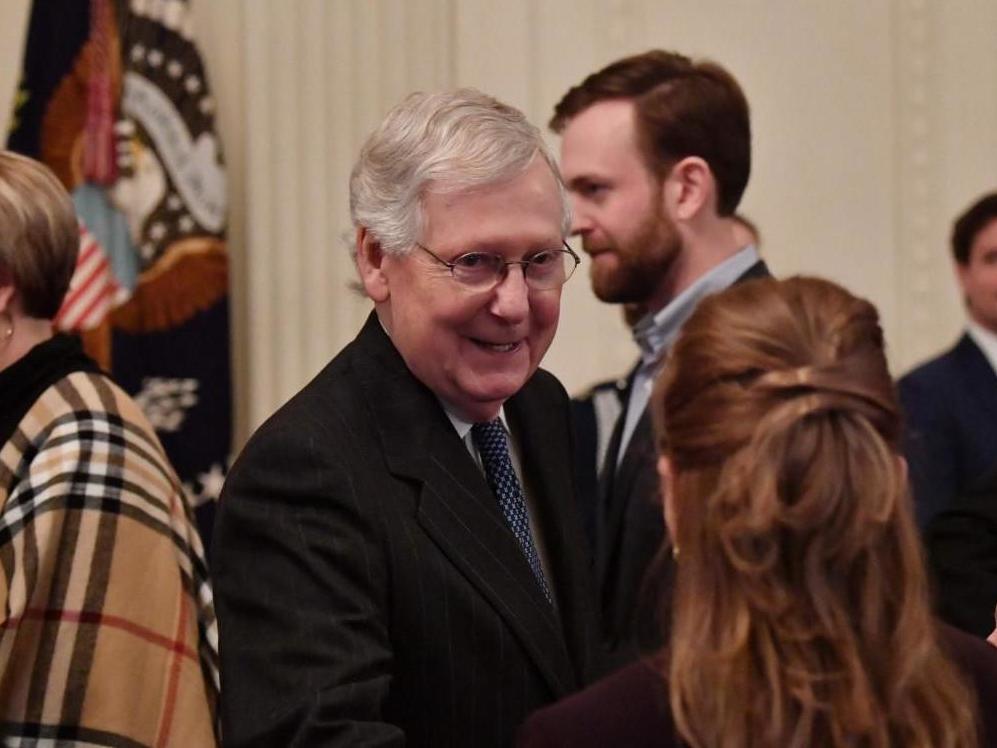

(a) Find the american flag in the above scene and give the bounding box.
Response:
[54,222,128,331]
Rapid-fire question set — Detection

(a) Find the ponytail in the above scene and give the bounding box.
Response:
[656,276,978,748]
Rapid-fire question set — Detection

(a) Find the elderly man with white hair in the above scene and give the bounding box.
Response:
[213,89,597,746]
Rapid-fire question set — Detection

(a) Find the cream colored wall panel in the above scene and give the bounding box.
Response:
[189,0,248,445]
[270,4,307,405]
[893,0,949,373]
[454,0,535,110]
[299,0,336,382]
[909,0,997,371]
[0,0,30,120]
[242,1,282,428]
[938,0,997,213]
[239,0,458,430]
[633,1,898,365]
[324,0,368,353]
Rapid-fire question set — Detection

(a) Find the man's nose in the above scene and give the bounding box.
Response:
[490,265,531,321]
[569,199,592,236]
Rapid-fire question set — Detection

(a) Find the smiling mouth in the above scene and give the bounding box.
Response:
[471,338,522,353]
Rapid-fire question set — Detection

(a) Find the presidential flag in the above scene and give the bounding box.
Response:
[8,0,232,551]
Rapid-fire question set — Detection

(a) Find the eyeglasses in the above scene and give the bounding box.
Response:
[414,241,580,291]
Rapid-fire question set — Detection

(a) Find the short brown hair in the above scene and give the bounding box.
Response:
[0,151,79,319]
[551,50,750,216]
[951,191,997,265]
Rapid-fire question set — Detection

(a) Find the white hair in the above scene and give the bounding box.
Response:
[349,88,570,255]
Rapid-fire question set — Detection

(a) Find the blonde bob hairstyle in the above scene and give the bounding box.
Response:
[349,88,570,255]
[0,151,78,319]
[653,276,978,748]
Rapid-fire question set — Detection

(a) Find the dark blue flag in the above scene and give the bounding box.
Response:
[8,0,232,553]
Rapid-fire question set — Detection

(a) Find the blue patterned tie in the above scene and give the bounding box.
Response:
[472,419,553,604]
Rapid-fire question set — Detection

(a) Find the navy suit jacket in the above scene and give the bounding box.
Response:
[213,313,598,747]
[899,333,997,527]
[927,464,997,638]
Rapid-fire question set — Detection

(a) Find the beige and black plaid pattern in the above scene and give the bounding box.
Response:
[0,371,219,746]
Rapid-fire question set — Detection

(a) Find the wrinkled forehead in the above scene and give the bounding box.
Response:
[419,158,570,243]
[420,161,567,250]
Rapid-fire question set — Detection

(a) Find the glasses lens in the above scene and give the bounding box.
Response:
[451,252,504,288]
[525,250,576,290]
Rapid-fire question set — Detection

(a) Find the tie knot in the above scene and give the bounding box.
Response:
[471,419,507,454]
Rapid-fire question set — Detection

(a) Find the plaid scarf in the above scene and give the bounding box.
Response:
[0,368,219,746]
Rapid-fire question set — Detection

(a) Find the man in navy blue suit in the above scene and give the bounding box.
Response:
[900,192,997,528]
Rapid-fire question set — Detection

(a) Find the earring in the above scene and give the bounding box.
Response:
[671,543,680,561]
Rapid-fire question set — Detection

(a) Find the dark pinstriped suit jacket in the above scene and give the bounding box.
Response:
[213,313,598,747]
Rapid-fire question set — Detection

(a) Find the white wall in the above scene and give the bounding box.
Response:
[3,0,996,444]
[0,2,31,115]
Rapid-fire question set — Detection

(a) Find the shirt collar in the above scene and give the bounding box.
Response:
[631,245,760,366]
[442,403,509,438]
[966,318,997,375]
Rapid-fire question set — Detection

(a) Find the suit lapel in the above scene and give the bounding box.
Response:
[611,410,656,523]
[415,455,577,696]
[506,376,596,686]
[352,315,577,696]
[597,408,654,593]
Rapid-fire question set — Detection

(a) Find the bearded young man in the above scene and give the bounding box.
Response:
[551,50,769,665]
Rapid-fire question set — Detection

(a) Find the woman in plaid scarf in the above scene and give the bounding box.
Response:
[0,151,218,747]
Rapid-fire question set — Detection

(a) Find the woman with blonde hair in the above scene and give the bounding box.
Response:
[0,151,218,745]
[520,276,997,747]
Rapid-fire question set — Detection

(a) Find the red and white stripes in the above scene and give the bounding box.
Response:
[54,222,128,331]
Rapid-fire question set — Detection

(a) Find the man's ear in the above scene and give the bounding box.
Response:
[355,227,390,303]
[663,156,713,222]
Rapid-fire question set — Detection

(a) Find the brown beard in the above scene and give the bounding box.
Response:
[586,205,681,305]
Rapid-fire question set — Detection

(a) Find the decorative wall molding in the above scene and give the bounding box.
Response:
[240,0,456,430]
[892,0,948,371]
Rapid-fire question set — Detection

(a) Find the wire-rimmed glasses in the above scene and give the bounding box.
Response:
[414,241,580,291]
